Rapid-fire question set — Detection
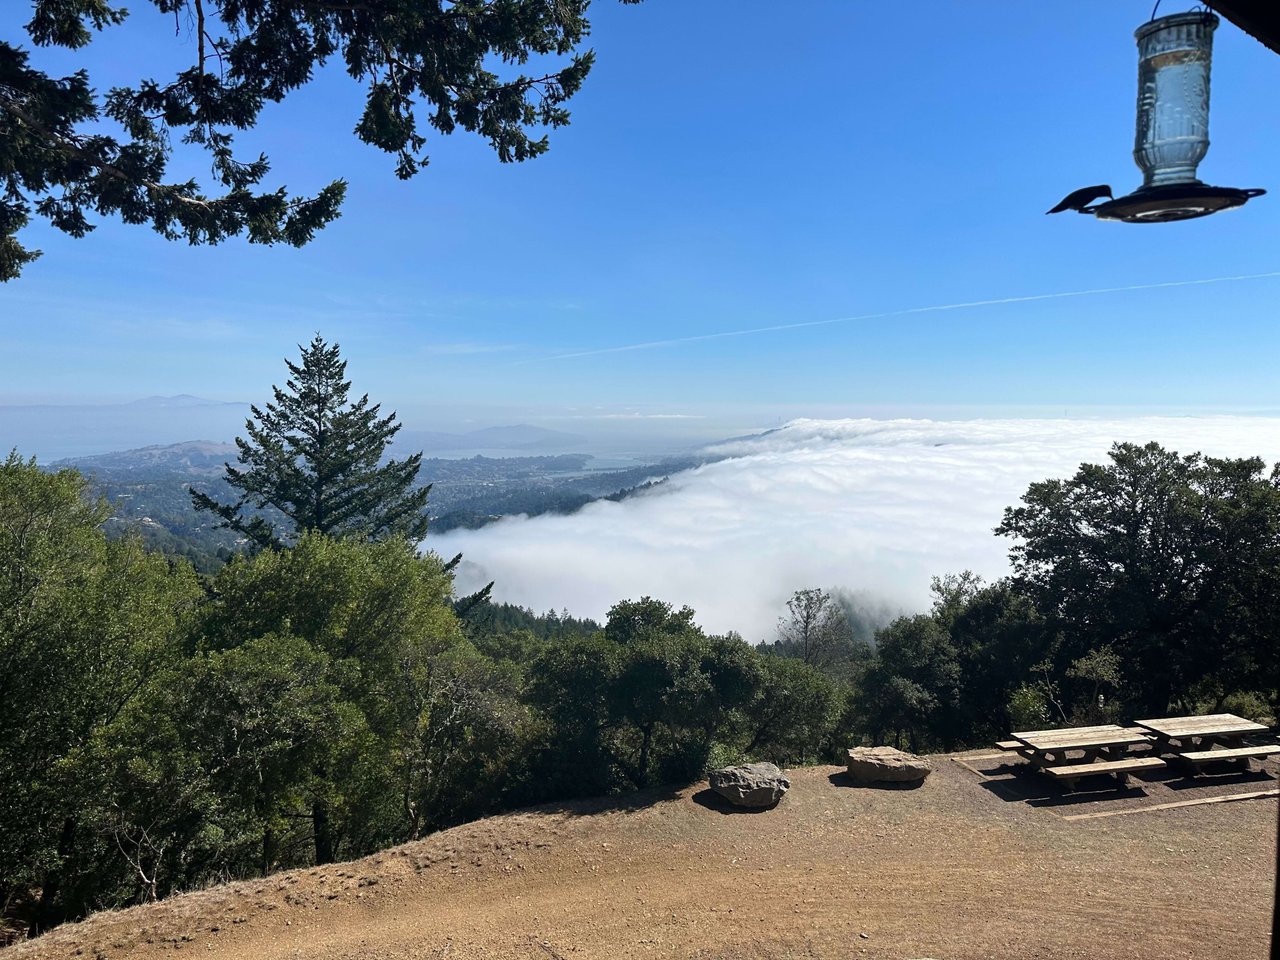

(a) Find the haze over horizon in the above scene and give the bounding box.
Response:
[4,2,1280,630]
[4,2,1280,425]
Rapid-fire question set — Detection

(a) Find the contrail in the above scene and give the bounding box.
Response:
[525,270,1280,363]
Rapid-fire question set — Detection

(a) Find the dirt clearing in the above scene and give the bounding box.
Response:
[6,758,1276,960]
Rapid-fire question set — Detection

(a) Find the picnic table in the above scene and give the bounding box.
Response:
[1010,724,1150,765]
[1134,714,1279,774]
[1006,724,1165,790]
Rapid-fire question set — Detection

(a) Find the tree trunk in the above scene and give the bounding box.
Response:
[261,825,275,876]
[32,816,77,936]
[635,726,653,789]
[312,800,333,865]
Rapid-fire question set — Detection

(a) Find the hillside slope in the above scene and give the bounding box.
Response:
[6,762,1274,960]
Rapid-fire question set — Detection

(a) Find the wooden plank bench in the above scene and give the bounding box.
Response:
[1044,756,1166,790]
[995,739,1021,751]
[1177,744,1280,775]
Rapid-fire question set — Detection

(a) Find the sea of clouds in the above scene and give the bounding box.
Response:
[429,417,1280,642]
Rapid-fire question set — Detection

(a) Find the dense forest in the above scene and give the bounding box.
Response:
[4,438,1279,941]
[4,339,1279,942]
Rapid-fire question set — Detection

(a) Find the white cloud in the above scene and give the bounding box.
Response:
[428,417,1280,642]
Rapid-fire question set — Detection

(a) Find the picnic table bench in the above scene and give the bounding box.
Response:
[1043,756,1167,790]
[1135,714,1277,775]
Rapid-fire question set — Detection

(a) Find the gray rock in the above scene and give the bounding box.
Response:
[708,762,790,808]
[845,746,932,784]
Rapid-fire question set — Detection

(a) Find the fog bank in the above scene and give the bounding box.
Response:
[429,417,1280,641]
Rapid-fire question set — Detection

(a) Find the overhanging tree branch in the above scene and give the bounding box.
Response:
[2,0,643,279]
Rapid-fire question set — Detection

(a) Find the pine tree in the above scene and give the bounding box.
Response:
[2,0,644,280]
[192,335,430,549]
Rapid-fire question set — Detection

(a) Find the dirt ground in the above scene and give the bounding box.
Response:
[6,755,1277,960]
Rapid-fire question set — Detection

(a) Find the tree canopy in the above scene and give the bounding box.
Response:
[1,0,640,280]
[997,441,1280,715]
[8,431,1280,940]
[0,452,200,933]
[191,334,430,549]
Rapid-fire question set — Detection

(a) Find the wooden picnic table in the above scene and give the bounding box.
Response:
[1134,713,1269,749]
[1010,724,1152,766]
[1134,713,1278,775]
[1007,724,1164,789]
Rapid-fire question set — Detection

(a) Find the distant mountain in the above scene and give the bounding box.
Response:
[463,424,586,449]
[53,440,237,476]
[0,398,251,462]
[126,395,244,409]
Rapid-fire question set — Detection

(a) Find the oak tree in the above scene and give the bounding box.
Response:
[997,441,1280,715]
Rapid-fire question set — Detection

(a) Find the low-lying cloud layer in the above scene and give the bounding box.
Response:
[430,417,1280,641]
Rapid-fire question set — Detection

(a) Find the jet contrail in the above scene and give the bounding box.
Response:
[526,270,1280,363]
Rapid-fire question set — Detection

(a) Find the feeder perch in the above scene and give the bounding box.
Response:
[1090,11,1264,223]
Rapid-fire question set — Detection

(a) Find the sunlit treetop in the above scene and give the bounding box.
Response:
[0,0,641,280]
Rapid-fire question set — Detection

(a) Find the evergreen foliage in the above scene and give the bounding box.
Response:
[1,0,642,280]
[191,336,430,549]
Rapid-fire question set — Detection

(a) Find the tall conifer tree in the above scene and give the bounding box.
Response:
[192,335,429,549]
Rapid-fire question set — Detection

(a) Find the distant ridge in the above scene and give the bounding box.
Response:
[1,398,252,462]
[125,394,244,408]
[52,440,237,474]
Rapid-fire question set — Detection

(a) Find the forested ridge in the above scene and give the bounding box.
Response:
[4,437,1279,942]
[4,339,1279,942]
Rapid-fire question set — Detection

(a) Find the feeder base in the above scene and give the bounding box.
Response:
[1090,182,1265,222]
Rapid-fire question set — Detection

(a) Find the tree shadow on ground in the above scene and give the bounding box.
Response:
[976,767,1149,808]
[530,784,685,819]
[971,753,1277,808]
[826,770,926,791]
[690,788,782,815]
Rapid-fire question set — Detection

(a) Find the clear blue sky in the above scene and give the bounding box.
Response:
[3,1,1279,437]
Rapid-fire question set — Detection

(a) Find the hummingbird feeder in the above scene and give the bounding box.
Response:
[1090,10,1264,223]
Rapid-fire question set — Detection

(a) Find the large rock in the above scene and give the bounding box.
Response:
[845,746,932,784]
[708,762,790,808]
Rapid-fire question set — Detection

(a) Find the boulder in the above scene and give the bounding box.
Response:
[845,746,932,784]
[708,762,790,808]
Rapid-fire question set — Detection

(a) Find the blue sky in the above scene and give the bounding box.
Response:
[3,1,1279,439]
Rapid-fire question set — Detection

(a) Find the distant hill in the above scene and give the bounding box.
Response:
[2,398,593,462]
[1,397,250,461]
[48,443,245,573]
[52,440,237,476]
[125,395,243,409]
[41,439,701,572]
